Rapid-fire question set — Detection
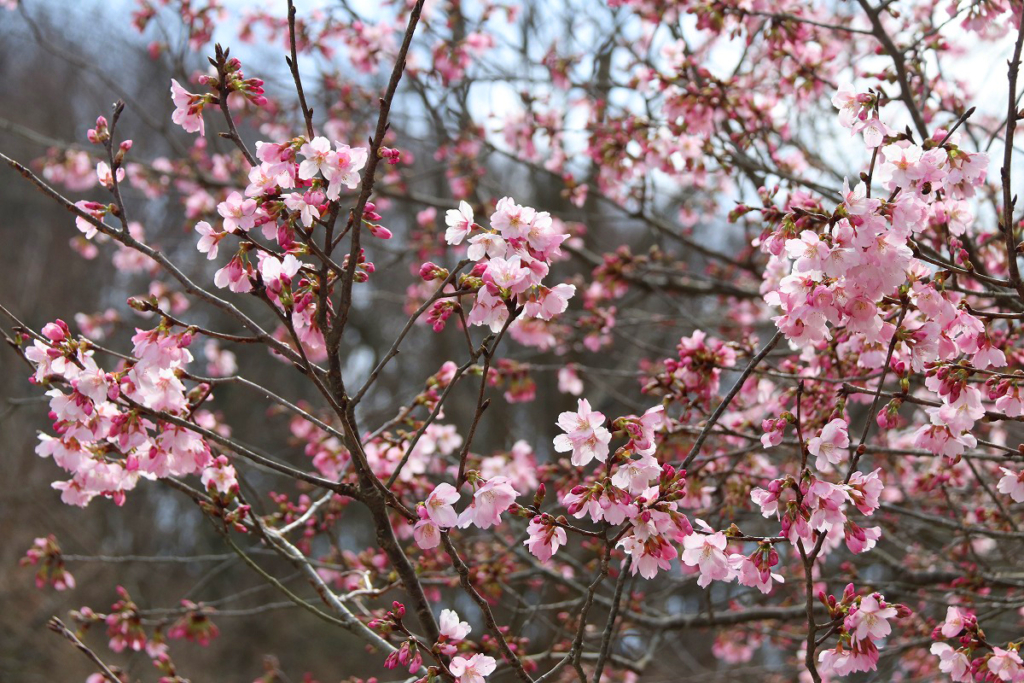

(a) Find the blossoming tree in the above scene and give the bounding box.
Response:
[5,0,1024,681]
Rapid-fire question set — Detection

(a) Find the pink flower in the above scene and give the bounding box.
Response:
[831,84,861,126]
[617,534,676,579]
[611,454,660,495]
[761,418,785,448]
[619,405,664,455]
[845,594,897,642]
[941,606,967,638]
[818,639,879,675]
[523,283,576,320]
[445,201,475,245]
[681,531,733,588]
[557,366,583,396]
[553,398,611,467]
[841,178,881,217]
[457,476,518,529]
[466,233,506,261]
[807,418,849,471]
[524,515,567,562]
[449,653,496,683]
[998,468,1024,503]
[597,488,638,525]
[913,416,978,459]
[213,256,254,293]
[284,191,322,228]
[483,255,531,296]
[74,200,106,239]
[170,79,205,136]
[438,608,471,641]
[785,230,830,279]
[847,468,884,515]
[562,486,602,522]
[260,254,302,295]
[930,643,971,681]
[95,161,124,189]
[203,340,237,377]
[730,553,783,594]
[844,521,881,554]
[750,480,782,518]
[195,221,225,260]
[424,482,460,528]
[217,191,257,233]
[860,117,889,148]
[881,143,923,188]
[937,386,985,433]
[988,647,1023,682]
[490,196,536,240]
[201,456,237,495]
[246,163,283,197]
[323,143,367,199]
[806,479,848,532]
[466,287,509,332]
[413,507,441,549]
[298,136,333,180]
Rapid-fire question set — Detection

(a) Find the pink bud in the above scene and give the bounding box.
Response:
[419,262,449,282]
[369,224,392,239]
[42,320,69,342]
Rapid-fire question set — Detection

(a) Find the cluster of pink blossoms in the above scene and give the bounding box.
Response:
[545,398,787,591]
[371,602,496,683]
[642,330,738,409]
[751,464,883,554]
[413,476,521,549]
[441,197,576,333]
[192,134,371,358]
[817,587,909,675]
[24,319,237,507]
[759,90,1004,467]
[930,606,1024,681]
[169,54,266,137]
[20,535,75,591]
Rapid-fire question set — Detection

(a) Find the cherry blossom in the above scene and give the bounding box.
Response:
[524,515,567,562]
[424,482,460,528]
[449,653,496,683]
[807,418,850,471]
[988,648,1024,682]
[217,191,257,233]
[457,476,518,530]
[998,468,1024,503]
[445,200,475,245]
[930,643,971,682]
[845,594,897,641]
[169,79,206,136]
[680,530,733,588]
[553,398,612,467]
[195,221,226,259]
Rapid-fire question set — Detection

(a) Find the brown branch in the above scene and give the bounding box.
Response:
[213,45,258,167]
[47,617,122,683]
[857,0,929,141]
[286,0,316,139]
[1000,18,1024,299]
[441,532,534,683]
